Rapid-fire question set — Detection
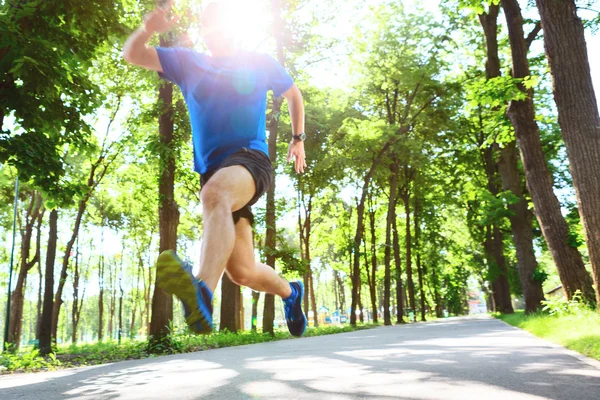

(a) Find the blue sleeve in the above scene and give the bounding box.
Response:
[264,55,294,97]
[155,47,193,88]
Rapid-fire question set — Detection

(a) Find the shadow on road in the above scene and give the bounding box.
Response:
[1,316,599,400]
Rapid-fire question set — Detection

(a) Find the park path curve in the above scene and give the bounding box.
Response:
[1,315,599,399]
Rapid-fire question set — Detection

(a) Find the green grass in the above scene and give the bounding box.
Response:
[495,309,600,362]
[0,323,379,374]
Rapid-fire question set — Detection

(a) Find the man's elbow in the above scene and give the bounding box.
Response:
[284,84,303,103]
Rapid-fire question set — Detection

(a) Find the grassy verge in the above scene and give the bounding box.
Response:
[494,309,600,362]
[0,323,378,374]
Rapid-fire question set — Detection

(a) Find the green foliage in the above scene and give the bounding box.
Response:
[0,348,61,373]
[532,267,549,284]
[541,290,590,316]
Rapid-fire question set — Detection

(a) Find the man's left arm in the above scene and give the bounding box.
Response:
[283,84,307,174]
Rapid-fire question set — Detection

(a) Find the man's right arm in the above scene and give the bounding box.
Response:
[122,4,178,71]
[122,26,162,72]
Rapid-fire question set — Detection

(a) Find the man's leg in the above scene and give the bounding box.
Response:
[198,165,256,293]
[225,217,292,299]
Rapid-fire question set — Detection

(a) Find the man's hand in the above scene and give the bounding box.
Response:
[287,140,307,174]
[144,1,179,34]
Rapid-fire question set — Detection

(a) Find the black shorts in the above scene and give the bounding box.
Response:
[200,147,272,225]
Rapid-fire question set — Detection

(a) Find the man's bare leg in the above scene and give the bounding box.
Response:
[198,165,256,293]
[225,217,292,299]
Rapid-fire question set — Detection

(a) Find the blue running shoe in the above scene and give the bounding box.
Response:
[283,281,307,337]
[156,250,213,334]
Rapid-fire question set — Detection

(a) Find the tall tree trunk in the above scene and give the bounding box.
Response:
[8,191,42,349]
[536,0,600,305]
[384,163,398,326]
[52,150,110,342]
[392,212,404,323]
[118,269,124,343]
[351,138,402,325]
[71,238,81,344]
[108,260,116,339]
[498,142,545,312]
[220,274,239,332]
[358,275,364,323]
[298,193,310,315]
[368,200,378,323]
[130,258,142,335]
[501,0,594,301]
[402,190,416,316]
[482,145,514,314]
[479,4,544,313]
[431,266,443,318]
[39,209,58,356]
[414,196,426,321]
[98,256,104,341]
[303,195,318,327]
[262,0,286,335]
[35,260,43,339]
[149,36,178,345]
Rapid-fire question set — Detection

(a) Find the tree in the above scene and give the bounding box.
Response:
[0,0,122,197]
[38,209,58,356]
[535,0,600,305]
[148,33,179,347]
[7,190,43,349]
[500,0,595,302]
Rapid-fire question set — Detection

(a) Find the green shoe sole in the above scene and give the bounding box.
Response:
[156,250,212,334]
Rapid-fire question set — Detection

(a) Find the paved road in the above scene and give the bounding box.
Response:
[1,315,599,399]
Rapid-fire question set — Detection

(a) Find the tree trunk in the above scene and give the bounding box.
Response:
[350,138,403,325]
[36,260,43,339]
[262,0,286,335]
[481,144,514,314]
[149,36,178,345]
[414,196,426,321]
[431,266,443,318]
[71,239,81,344]
[130,258,142,335]
[498,142,545,312]
[501,0,594,301]
[536,0,600,305]
[304,196,318,327]
[39,209,58,356]
[108,261,116,339]
[220,274,240,332]
[8,191,42,349]
[384,163,398,325]
[402,190,416,315]
[368,201,378,323]
[392,206,404,323]
[479,4,544,313]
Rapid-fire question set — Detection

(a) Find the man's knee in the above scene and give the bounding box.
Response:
[201,182,231,211]
[226,266,254,287]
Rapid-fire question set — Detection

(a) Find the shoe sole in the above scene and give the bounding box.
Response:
[292,281,308,337]
[156,250,212,334]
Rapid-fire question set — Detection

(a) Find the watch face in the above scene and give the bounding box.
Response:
[299,133,306,141]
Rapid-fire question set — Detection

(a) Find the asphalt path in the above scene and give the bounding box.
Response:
[1,315,599,399]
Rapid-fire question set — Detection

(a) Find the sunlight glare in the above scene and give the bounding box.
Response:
[204,0,271,51]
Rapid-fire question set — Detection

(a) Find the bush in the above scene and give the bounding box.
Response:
[0,348,61,373]
[541,290,590,316]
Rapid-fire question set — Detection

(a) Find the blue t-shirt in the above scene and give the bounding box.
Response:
[155,47,294,175]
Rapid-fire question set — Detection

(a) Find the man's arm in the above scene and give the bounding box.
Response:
[283,84,307,174]
[122,3,178,71]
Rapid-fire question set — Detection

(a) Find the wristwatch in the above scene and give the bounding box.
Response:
[293,133,306,142]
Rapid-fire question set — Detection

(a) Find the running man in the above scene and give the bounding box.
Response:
[122,1,307,336]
